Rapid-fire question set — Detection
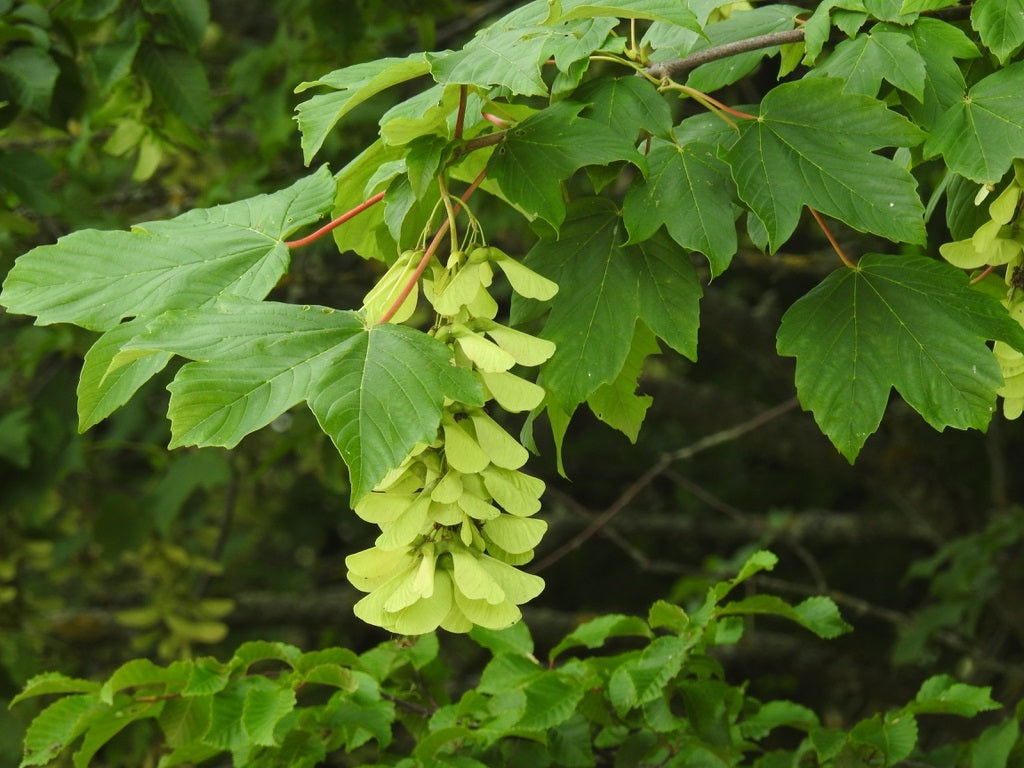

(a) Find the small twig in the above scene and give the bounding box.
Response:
[454,85,468,140]
[808,207,855,268]
[285,191,386,249]
[544,485,691,576]
[665,470,827,589]
[646,29,806,81]
[458,129,506,156]
[531,397,800,573]
[665,470,746,522]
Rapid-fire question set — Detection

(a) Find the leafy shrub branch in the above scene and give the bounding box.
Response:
[4,0,1024,763]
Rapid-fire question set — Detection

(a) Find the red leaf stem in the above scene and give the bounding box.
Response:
[970,264,996,285]
[481,112,509,128]
[808,207,855,269]
[378,168,488,324]
[285,190,387,249]
[694,90,757,121]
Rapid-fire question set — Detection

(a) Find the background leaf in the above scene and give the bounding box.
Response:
[136,45,212,127]
[719,594,852,639]
[0,46,59,114]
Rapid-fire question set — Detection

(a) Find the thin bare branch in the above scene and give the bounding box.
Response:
[531,397,800,573]
[645,29,805,81]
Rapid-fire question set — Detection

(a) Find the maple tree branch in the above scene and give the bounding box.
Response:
[646,29,806,81]
[530,397,800,573]
[644,4,973,82]
[285,191,386,248]
[458,129,506,155]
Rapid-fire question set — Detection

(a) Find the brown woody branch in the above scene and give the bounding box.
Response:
[644,4,973,83]
[646,29,807,81]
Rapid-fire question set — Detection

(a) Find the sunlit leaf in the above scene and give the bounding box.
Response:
[1,167,336,331]
[294,54,431,163]
[127,298,482,501]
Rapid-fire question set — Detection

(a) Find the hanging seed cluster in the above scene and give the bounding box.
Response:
[347,244,558,633]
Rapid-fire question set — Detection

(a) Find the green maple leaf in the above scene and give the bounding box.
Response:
[125,299,482,501]
[77,320,173,431]
[924,61,1024,183]
[798,0,867,63]
[971,0,1024,64]
[623,137,737,276]
[577,76,674,141]
[489,101,646,228]
[294,54,431,164]
[808,30,926,99]
[0,169,337,430]
[0,167,336,331]
[722,78,925,252]
[587,323,660,442]
[426,4,617,97]
[511,197,701,415]
[879,19,979,129]
[777,254,1024,462]
[545,0,699,27]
